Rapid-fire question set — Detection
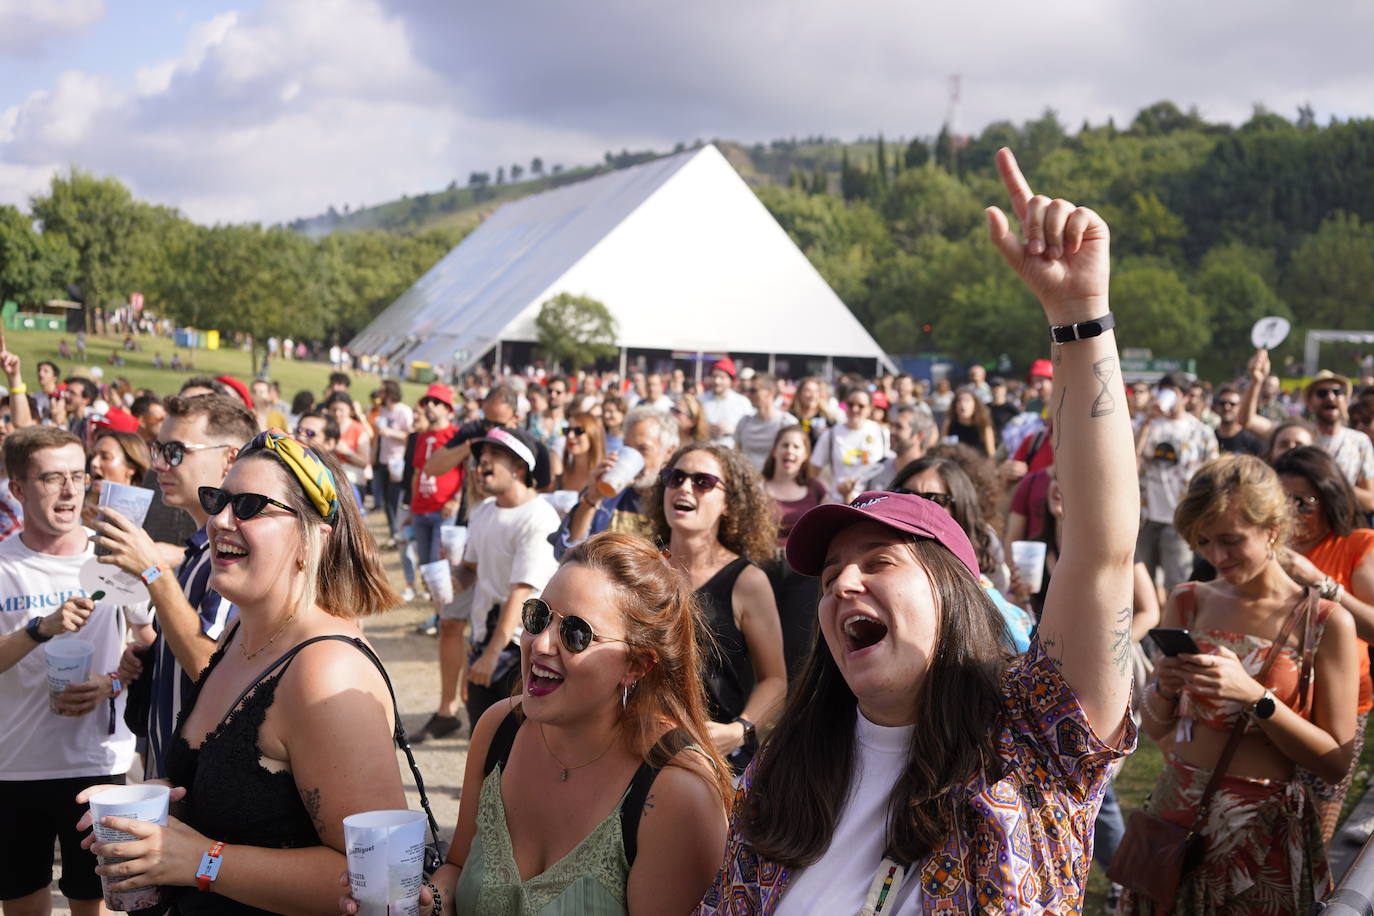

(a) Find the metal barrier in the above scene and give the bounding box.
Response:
[1318,834,1374,915]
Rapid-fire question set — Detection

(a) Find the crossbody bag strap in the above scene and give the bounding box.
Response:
[1189,590,1310,831]
[1298,587,1320,714]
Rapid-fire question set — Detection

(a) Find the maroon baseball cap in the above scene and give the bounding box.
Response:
[786,491,981,581]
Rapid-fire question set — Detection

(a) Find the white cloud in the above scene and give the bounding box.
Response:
[1,0,1372,224]
[0,0,105,54]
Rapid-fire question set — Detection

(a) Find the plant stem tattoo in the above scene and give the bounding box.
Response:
[1092,357,1118,418]
[1110,606,1133,675]
[302,787,326,836]
[642,793,656,818]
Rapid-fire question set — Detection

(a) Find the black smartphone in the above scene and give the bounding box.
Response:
[1148,627,1202,657]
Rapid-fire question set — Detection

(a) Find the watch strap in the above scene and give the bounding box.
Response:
[26,616,52,643]
[197,841,225,891]
[1050,312,1116,344]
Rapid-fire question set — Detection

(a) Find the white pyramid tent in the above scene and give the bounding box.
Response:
[349,144,892,376]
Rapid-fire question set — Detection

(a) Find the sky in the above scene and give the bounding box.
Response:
[1,0,1370,226]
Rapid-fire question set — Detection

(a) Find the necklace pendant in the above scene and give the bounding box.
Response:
[560,768,568,782]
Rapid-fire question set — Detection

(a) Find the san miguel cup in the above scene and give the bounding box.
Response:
[89,784,171,912]
[344,810,427,916]
[45,639,94,714]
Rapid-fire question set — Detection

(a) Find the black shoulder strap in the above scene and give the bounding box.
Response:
[619,728,693,867]
[483,710,522,777]
[233,634,444,859]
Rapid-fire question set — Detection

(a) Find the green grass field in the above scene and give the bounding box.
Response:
[0,327,432,405]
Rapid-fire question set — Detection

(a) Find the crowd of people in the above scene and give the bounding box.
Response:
[2,149,1373,916]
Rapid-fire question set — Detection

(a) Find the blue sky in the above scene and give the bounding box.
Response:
[2,0,1371,225]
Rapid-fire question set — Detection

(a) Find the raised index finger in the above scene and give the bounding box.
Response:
[995,148,1034,221]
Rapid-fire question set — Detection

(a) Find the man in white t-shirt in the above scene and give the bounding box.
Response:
[811,388,888,502]
[734,373,797,471]
[0,426,135,916]
[1305,372,1374,513]
[699,358,754,448]
[416,427,560,738]
[639,372,675,412]
[1136,375,1219,590]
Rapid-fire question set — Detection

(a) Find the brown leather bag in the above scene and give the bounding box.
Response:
[1107,587,1317,906]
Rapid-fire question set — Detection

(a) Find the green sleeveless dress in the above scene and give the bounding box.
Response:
[452,763,634,915]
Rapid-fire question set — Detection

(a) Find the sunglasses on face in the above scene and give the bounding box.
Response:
[294,426,320,439]
[562,425,585,437]
[1312,388,1344,401]
[892,488,955,509]
[1216,400,1240,409]
[659,467,724,493]
[153,440,229,467]
[1289,493,1320,516]
[522,598,625,653]
[198,486,299,520]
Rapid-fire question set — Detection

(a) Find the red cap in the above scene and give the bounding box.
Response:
[420,383,454,408]
[216,375,254,410]
[711,357,738,379]
[1028,359,1054,380]
[871,391,890,409]
[91,406,140,434]
[785,491,980,581]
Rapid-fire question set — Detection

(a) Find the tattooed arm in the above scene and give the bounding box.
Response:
[628,761,728,916]
[988,148,1139,743]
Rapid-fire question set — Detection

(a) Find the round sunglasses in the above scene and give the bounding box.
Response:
[522,598,625,653]
[199,485,299,520]
[659,467,725,493]
[892,488,955,509]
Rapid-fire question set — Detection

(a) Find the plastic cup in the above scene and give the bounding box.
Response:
[542,490,580,517]
[1010,541,1048,594]
[419,560,453,604]
[596,447,645,497]
[45,639,94,714]
[438,525,468,567]
[95,483,155,557]
[388,456,406,482]
[343,810,427,916]
[90,784,171,912]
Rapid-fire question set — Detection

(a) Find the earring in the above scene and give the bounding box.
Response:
[621,685,628,711]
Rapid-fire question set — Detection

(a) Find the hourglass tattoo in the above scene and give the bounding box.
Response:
[1091,357,1117,418]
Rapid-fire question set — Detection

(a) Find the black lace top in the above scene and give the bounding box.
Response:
[164,624,321,916]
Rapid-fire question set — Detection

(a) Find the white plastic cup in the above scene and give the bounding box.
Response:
[388,455,406,483]
[95,483,155,557]
[90,784,171,912]
[596,447,645,497]
[45,639,94,713]
[438,525,468,567]
[1010,540,1048,595]
[343,810,428,916]
[419,560,453,604]
[542,490,580,517]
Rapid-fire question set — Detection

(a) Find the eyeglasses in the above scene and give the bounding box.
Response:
[548,389,567,398]
[522,597,626,653]
[892,488,955,509]
[1216,400,1240,409]
[1289,493,1320,516]
[294,426,319,439]
[198,486,299,520]
[660,467,724,493]
[562,425,586,438]
[28,470,90,492]
[1311,387,1345,401]
[153,440,228,467]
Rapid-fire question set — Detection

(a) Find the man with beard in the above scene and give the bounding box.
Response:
[551,406,679,559]
[870,404,937,491]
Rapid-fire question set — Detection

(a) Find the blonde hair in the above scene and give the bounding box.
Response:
[1174,454,1292,551]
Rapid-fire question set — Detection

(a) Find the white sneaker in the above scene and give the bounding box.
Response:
[401,587,416,602]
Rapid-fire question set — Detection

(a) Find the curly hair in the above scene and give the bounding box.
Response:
[647,443,779,566]
[1174,454,1293,551]
[926,442,1005,539]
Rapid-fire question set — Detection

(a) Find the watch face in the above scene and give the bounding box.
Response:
[1255,694,1277,719]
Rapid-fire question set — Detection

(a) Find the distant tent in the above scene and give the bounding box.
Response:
[349,144,893,377]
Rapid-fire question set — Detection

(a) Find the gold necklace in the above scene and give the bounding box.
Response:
[538,722,617,781]
[240,612,298,661]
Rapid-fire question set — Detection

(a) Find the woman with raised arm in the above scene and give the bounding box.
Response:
[695,148,1139,914]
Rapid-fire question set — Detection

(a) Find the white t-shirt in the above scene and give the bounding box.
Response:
[1139,414,1219,524]
[1316,426,1374,489]
[375,402,414,465]
[812,420,888,499]
[463,495,562,644]
[776,712,919,915]
[0,534,135,780]
[699,390,755,448]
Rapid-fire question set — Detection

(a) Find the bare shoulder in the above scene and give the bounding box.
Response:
[1319,602,1356,648]
[642,748,727,821]
[273,631,388,705]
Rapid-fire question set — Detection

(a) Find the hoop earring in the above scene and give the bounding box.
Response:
[621,685,628,711]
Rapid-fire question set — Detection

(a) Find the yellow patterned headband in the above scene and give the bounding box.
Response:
[247,429,339,520]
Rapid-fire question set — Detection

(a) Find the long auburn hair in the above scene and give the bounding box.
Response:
[562,533,734,811]
[561,411,606,476]
[1272,445,1365,538]
[647,443,779,566]
[742,537,1012,865]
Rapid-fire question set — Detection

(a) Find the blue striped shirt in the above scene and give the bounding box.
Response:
[143,528,236,779]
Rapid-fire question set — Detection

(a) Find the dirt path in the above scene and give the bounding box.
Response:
[49,508,466,912]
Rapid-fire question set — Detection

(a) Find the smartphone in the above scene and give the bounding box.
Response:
[1148,627,1202,657]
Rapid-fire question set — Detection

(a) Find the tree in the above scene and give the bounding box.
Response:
[904,137,930,169]
[510,164,524,182]
[1110,260,1211,357]
[531,157,544,176]
[1285,211,1374,330]
[496,167,506,185]
[0,206,74,307]
[881,167,981,247]
[535,293,619,371]
[1194,253,1290,376]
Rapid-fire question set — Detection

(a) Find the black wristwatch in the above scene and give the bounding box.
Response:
[1050,312,1116,344]
[25,616,52,643]
[1251,690,1277,720]
[732,715,757,752]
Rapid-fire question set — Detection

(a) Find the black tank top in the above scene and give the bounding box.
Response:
[164,625,327,916]
[694,556,754,724]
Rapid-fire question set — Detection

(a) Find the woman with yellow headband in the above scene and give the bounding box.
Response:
[79,430,408,915]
